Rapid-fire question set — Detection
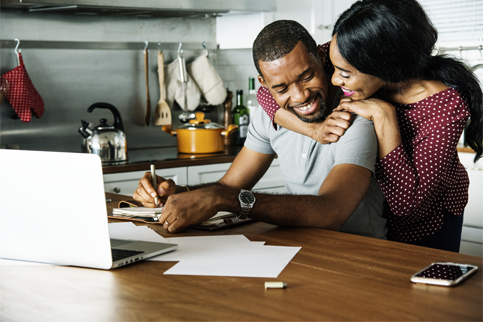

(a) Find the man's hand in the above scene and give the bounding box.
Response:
[133,172,178,207]
[159,185,236,233]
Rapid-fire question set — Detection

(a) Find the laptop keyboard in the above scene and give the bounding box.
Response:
[111,248,145,261]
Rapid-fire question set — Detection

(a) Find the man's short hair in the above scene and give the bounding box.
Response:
[253,20,318,78]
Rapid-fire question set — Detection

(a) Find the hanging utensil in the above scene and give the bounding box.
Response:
[143,41,150,126]
[177,43,195,122]
[154,50,172,126]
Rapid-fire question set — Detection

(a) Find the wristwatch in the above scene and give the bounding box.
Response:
[237,189,256,220]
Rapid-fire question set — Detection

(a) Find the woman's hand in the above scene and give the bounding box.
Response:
[336,97,402,159]
[309,110,353,144]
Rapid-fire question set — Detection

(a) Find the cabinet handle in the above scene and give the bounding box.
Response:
[113,186,121,193]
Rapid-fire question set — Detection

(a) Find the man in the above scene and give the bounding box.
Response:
[134,20,387,238]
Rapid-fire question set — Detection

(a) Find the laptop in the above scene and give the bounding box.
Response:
[0,149,177,269]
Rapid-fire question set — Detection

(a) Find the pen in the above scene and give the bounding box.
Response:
[150,163,159,206]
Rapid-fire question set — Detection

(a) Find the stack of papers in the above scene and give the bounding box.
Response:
[111,207,163,221]
[113,222,301,278]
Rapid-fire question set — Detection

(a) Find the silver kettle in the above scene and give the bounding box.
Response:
[79,102,128,165]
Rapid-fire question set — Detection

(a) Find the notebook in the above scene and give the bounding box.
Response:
[0,149,177,269]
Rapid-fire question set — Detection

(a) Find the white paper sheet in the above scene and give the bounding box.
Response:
[108,222,169,243]
[164,243,301,278]
[149,235,252,261]
[0,258,48,266]
[150,234,301,278]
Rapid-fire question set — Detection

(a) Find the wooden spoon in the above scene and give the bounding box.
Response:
[144,47,150,126]
[154,51,172,126]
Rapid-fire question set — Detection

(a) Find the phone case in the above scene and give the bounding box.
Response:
[410,262,478,286]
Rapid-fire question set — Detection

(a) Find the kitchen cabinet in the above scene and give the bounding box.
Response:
[188,159,285,193]
[103,159,285,197]
[458,152,483,257]
[103,167,187,196]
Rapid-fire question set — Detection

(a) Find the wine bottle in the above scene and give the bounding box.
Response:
[246,77,259,120]
[232,90,249,146]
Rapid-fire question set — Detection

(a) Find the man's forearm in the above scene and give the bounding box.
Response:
[206,185,355,231]
[176,181,224,194]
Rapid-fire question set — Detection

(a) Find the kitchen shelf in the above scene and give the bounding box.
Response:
[0,39,218,51]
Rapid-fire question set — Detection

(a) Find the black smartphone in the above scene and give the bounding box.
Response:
[410,262,478,286]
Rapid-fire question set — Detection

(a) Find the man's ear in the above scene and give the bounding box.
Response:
[258,75,268,88]
[317,45,327,65]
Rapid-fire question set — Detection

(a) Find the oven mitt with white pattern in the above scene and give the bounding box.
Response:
[164,57,201,111]
[1,53,44,122]
[187,52,227,105]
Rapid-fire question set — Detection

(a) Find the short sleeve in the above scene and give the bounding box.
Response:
[244,105,276,155]
[333,115,378,174]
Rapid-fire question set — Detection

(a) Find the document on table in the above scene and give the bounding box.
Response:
[151,235,301,278]
[110,222,301,278]
[108,221,169,243]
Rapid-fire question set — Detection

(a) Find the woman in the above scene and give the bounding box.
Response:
[257,0,483,252]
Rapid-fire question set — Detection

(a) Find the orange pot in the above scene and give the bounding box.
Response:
[162,112,238,153]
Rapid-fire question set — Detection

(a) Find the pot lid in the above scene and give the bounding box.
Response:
[177,112,223,130]
[93,118,116,131]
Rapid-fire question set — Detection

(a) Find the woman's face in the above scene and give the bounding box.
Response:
[329,34,384,101]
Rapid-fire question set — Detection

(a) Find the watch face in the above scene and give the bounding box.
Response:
[240,191,255,205]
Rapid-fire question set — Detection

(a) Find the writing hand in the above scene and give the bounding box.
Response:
[133,172,177,207]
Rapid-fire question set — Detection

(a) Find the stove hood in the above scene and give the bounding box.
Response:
[0,0,276,18]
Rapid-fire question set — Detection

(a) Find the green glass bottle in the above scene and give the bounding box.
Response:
[246,77,259,119]
[232,89,250,146]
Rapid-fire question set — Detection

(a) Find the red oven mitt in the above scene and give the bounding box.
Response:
[1,52,44,122]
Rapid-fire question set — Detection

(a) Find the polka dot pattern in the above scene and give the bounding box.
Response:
[375,88,470,242]
[0,53,44,122]
[257,42,333,130]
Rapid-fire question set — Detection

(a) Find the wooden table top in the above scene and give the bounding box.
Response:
[1,193,481,321]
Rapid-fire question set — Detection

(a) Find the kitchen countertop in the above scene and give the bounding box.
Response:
[102,145,475,175]
[102,145,243,174]
[1,192,481,321]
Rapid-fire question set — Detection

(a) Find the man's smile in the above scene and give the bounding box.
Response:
[290,94,320,116]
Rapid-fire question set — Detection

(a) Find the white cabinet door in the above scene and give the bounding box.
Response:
[187,163,231,185]
[458,152,483,257]
[251,159,285,192]
[103,168,187,196]
[187,159,285,193]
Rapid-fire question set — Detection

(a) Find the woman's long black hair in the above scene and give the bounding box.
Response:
[333,0,483,162]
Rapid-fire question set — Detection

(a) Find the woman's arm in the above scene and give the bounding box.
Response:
[258,86,352,144]
[338,94,468,219]
[274,108,354,144]
[338,98,402,159]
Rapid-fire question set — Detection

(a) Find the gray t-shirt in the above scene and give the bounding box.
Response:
[245,107,387,239]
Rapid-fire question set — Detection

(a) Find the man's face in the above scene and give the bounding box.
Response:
[258,42,330,123]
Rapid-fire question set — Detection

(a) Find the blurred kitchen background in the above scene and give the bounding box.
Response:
[0,0,482,256]
[1,0,482,152]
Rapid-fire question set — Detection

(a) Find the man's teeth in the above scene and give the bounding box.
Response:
[296,97,316,111]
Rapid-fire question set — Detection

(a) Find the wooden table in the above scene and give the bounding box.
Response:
[1,194,481,321]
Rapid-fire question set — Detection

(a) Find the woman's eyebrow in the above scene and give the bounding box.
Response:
[333,65,352,73]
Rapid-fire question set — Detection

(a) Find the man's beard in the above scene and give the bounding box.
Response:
[291,98,328,124]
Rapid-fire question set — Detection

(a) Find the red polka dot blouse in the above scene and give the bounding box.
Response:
[257,42,470,242]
